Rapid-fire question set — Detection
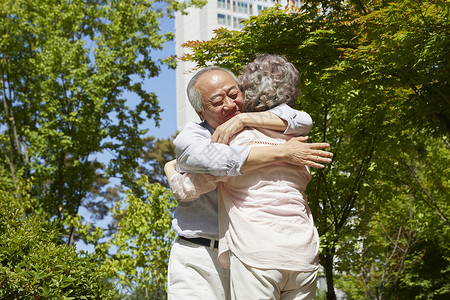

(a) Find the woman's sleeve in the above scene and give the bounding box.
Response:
[168,172,221,201]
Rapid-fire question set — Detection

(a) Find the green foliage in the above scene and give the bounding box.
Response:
[182,0,449,298]
[139,135,177,187]
[0,180,116,299]
[0,0,201,245]
[1,0,194,294]
[342,0,449,136]
[115,284,167,300]
[96,175,176,298]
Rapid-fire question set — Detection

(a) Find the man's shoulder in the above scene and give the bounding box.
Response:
[180,121,206,131]
[176,121,212,137]
[174,121,212,147]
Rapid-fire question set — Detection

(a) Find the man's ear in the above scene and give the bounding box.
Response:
[196,110,204,121]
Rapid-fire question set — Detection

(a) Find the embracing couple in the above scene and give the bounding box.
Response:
[164,54,333,300]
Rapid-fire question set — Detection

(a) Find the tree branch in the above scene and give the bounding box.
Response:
[402,160,450,225]
[361,266,376,300]
[384,196,416,299]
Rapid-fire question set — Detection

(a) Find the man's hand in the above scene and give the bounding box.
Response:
[281,136,333,168]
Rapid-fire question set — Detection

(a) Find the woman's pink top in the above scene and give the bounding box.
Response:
[169,128,319,272]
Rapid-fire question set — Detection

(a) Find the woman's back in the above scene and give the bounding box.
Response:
[217,127,319,272]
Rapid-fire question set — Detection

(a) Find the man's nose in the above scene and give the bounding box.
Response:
[223,97,236,110]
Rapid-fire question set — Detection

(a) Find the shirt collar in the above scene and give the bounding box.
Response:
[200,120,215,135]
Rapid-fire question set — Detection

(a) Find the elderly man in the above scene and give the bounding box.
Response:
[167,66,332,300]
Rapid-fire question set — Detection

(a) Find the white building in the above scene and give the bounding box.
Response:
[175,0,302,131]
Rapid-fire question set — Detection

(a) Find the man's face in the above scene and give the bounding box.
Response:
[195,70,244,129]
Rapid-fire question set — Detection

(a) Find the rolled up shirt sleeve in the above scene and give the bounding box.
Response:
[174,122,251,176]
[269,103,313,136]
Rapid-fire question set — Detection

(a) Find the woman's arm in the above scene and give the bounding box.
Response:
[164,160,220,201]
[164,160,179,181]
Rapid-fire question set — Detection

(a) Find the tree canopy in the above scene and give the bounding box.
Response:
[1,0,190,239]
[182,1,449,298]
[1,0,193,296]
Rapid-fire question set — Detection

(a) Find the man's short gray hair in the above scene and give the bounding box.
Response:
[187,66,239,111]
[239,54,299,112]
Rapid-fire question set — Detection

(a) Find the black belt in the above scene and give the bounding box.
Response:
[179,236,219,249]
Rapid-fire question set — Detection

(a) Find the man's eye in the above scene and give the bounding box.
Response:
[213,99,223,106]
[229,93,238,99]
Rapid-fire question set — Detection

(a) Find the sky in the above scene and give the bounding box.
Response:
[138,16,178,140]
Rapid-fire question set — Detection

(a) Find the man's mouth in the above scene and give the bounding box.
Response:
[224,110,240,121]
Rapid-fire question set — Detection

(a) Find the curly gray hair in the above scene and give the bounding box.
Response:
[239,54,299,112]
[187,66,239,111]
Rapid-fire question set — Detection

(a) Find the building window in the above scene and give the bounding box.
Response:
[237,2,248,14]
[233,17,245,29]
[218,14,227,25]
[233,17,238,28]
[257,5,267,13]
[217,0,226,9]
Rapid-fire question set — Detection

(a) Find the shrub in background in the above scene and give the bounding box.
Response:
[0,180,116,299]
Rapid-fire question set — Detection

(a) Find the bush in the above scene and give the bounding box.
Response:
[0,184,115,299]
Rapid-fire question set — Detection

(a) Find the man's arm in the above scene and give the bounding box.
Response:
[174,122,251,176]
[269,104,313,136]
[174,108,331,176]
[240,136,333,173]
[212,104,312,143]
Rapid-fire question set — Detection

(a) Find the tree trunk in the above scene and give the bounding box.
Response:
[322,251,337,300]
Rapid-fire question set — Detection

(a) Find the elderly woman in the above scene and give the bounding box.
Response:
[165,54,319,300]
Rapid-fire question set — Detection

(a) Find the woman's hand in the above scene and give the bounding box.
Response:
[211,114,246,144]
[164,159,178,179]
